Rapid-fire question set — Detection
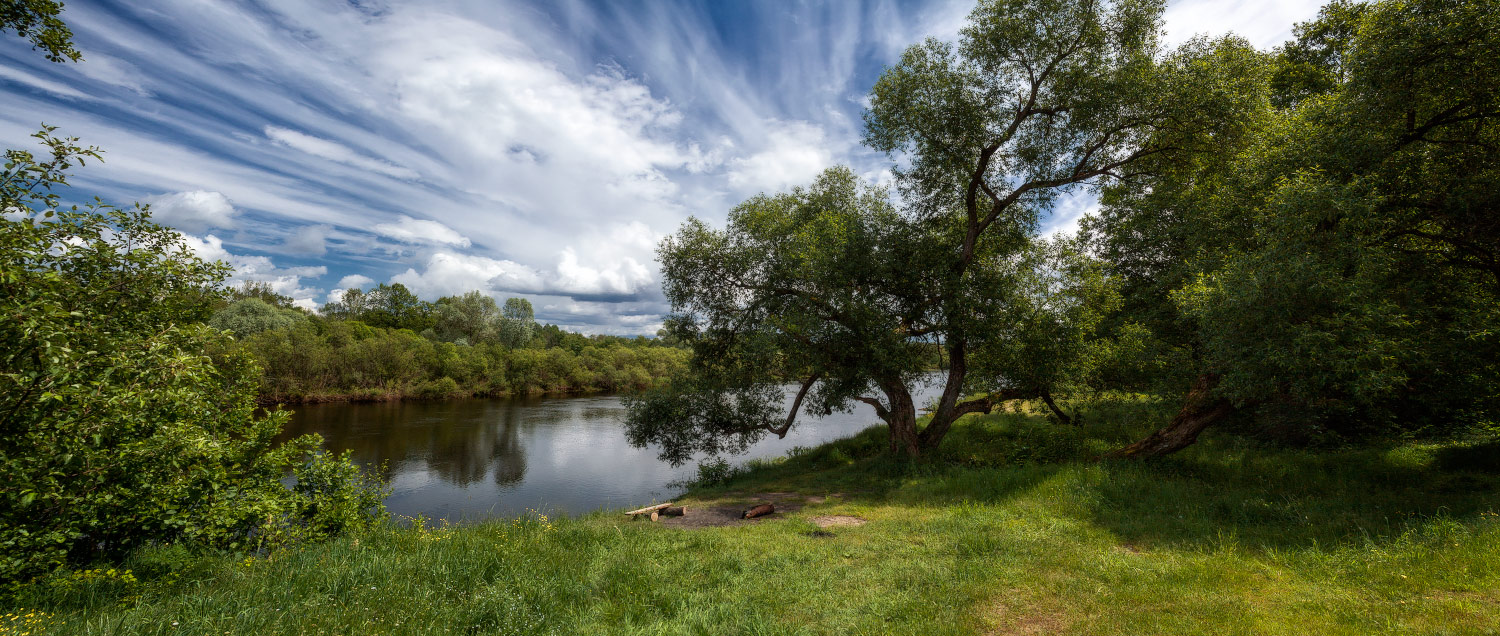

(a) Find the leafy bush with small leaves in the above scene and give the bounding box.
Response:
[0,129,385,582]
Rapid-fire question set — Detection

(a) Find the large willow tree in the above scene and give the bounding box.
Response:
[626,0,1248,460]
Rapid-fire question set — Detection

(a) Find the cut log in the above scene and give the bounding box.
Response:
[742,503,775,519]
[623,502,673,516]
[650,511,658,522]
[661,506,685,517]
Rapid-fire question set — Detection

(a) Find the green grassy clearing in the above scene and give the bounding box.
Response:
[7,399,1499,635]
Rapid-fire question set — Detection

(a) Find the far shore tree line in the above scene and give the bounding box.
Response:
[211,282,689,403]
[624,0,1498,463]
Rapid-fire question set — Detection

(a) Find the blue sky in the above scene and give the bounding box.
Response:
[1,0,1321,333]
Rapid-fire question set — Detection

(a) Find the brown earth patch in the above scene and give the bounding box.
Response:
[654,492,809,529]
[983,598,1073,636]
[809,515,867,528]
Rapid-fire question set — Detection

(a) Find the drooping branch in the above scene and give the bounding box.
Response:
[774,373,821,438]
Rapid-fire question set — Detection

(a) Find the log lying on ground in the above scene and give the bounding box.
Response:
[742,504,774,519]
[661,506,685,517]
[624,502,672,518]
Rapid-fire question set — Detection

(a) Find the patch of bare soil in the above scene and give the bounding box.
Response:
[984,600,1071,636]
[653,492,818,529]
[809,515,867,528]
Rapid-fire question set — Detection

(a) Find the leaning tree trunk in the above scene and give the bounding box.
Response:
[1108,373,1232,458]
[1039,389,1072,425]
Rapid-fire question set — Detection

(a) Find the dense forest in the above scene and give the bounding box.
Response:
[212,282,688,403]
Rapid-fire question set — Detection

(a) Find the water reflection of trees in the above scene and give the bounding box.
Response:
[282,398,535,488]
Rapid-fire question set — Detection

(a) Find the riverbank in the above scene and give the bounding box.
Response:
[255,383,616,406]
[10,399,1500,634]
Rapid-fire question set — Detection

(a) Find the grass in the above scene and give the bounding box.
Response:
[6,398,1500,635]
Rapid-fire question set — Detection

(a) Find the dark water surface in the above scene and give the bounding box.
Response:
[284,382,945,521]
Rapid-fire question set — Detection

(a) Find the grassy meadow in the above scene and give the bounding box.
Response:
[7,399,1499,635]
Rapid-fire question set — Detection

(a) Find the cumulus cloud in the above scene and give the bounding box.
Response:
[264,125,421,180]
[337,274,375,289]
[388,222,659,302]
[141,190,237,234]
[726,120,837,194]
[1040,191,1101,238]
[372,216,472,248]
[391,252,545,300]
[178,232,326,308]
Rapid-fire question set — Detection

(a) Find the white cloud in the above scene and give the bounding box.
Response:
[72,54,152,95]
[1040,191,1101,238]
[177,232,326,308]
[389,222,659,301]
[337,274,375,289]
[179,232,233,264]
[283,223,332,256]
[726,120,838,194]
[264,125,421,180]
[1163,0,1320,50]
[142,190,237,234]
[391,251,545,299]
[0,65,93,100]
[372,216,472,247]
[6,0,1329,334]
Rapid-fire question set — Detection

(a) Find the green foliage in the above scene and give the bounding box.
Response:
[288,450,390,539]
[241,312,687,403]
[501,297,535,349]
[224,280,299,310]
[0,0,80,62]
[1087,0,1500,443]
[0,130,385,582]
[209,298,307,337]
[321,283,435,333]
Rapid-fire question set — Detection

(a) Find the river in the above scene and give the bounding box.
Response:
[282,380,945,521]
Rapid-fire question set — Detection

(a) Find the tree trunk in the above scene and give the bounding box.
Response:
[882,380,921,457]
[1108,373,1232,458]
[918,338,970,452]
[1039,389,1072,425]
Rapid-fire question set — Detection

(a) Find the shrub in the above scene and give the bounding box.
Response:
[0,130,385,581]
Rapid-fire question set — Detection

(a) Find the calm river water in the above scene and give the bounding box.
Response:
[284,382,945,521]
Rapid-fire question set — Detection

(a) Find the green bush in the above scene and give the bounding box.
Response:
[417,376,462,399]
[0,130,385,582]
[209,298,306,337]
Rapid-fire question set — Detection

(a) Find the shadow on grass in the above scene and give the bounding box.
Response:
[1083,432,1500,552]
[699,397,1500,553]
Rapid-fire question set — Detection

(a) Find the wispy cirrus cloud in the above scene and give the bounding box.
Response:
[0,0,1322,333]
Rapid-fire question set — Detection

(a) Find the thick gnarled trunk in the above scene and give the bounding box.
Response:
[857,379,922,457]
[882,380,920,456]
[1109,373,1232,458]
